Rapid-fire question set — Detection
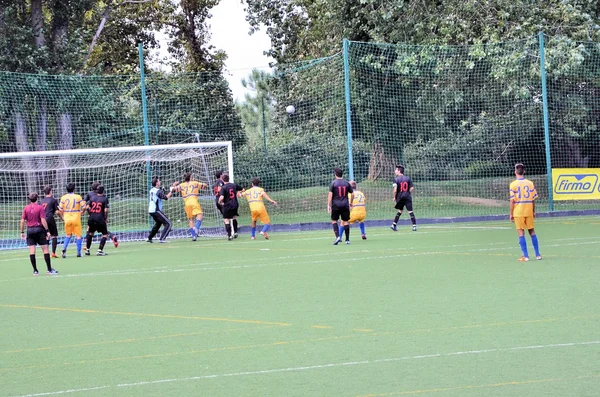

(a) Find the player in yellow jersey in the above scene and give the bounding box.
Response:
[509,163,542,261]
[58,183,85,258]
[244,177,278,240]
[173,172,208,241]
[342,181,367,240]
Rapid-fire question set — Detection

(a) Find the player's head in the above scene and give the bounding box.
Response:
[349,180,357,190]
[151,176,160,187]
[395,165,405,175]
[215,170,223,180]
[252,177,260,186]
[97,185,105,194]
[223,174,230,182]
[66,183,75,193]
[183,172,192,182]
[28,192,38,202]
[515,163,525,176]
[334,167,343,178]
[91,181,100,192]
[43,185,53,195]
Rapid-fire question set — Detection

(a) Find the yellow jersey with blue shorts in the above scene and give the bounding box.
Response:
[179,180,207,219]
[349,190,366,224]
[59,193,83,237]
[244,187,270,224]
[510,178,538,230]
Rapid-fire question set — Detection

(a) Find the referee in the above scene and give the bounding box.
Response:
[20,192,58,276]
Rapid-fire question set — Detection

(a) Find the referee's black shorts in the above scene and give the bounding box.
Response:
[27,226,48,246]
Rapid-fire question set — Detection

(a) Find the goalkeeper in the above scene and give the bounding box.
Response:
[147,176,174,243]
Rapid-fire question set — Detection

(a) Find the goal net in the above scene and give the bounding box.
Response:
[0,142,233,250]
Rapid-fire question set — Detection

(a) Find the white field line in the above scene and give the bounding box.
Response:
[12,340,600,397]
[1,238,599,283]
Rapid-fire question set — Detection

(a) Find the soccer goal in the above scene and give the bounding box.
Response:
[0,142,233,250]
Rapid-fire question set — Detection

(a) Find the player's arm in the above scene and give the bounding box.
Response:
[261,191,278,206]
[392,184,398,201]
[105,207,109,223]
[509,198,515,222]
[161,188,173,200]
[327,191,333,214]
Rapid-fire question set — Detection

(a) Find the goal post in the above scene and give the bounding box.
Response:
[0,141,233,250]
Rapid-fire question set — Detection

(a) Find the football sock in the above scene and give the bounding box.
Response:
[232,219,238,233]
[30,254,38,272]
[99,237,107,251]
[410,212,416,225]
[51,237,57,254]
[43,253,51,271]
[338,224,344,237]
[86,234,93,249]
[189,227,197,238]
[251,227,256,237]
[262,224,270,233]
[76,238,82,255]
[63,236,71,252]
[195,219,202,231]
[332,223,339,237]
[225,223,232,237]
[393,212,402,224]
[518,236,529,258]
[359,223,365,235]
[531,234,540,256]
[344,224,350,241]
[108,232,114,240]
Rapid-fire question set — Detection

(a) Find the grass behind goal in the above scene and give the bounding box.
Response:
[1,217,599,396]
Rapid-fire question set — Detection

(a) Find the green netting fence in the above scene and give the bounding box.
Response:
[0,33,599,242]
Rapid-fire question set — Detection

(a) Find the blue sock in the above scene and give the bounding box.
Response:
[262,224,270,233]
[359,223,365,235]
[189,228,197,238]
[251,227,256,237]
[338,225,343,237]
[531,234,540,257]
[195,219,202,231]
[76,238,82,254]
[63,236,71,251]
[518,236,529,258]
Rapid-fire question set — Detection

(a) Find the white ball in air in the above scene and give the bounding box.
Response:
[286,105,296,114]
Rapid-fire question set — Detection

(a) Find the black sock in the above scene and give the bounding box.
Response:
[225,223,232,236]
[332,223,339,237]
[410,212,416,225]
[86,234,93,250]
[393,212,402,224]
[30,254,38,272]
[44,253,51,271]
[51,237,57,254]
[344,224,350,241]
[99,237,107,251]
[233,219,238,233]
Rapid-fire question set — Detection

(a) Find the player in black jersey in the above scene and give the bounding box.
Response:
[40,186,62,258]
[84,185,110,256]
[218,174,244,240]
[327,167,354,245]
[212,170,226,215]
[84,181,119,248]
[390,165,417,231]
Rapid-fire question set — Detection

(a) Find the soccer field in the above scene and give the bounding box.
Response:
[1,217,599,396]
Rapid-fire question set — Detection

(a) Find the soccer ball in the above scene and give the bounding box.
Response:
[286,105,296,114]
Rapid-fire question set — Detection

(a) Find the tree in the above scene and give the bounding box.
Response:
[236,69,275,153]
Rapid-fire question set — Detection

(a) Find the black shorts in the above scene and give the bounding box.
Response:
[395,199,413,212]
[331,207,350,222]
[46,217,58,236]
[223,206,239,219]
[88,220,108,236]
[27,226,48,246]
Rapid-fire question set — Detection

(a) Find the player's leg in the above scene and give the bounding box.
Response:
[223,218,233,240]
[406,201,417,231]
[157,211,172,242]
[62,222,73,257]
[85,222,96,255]
[391,201,403,231]
[528,222,541,259]
[194,210,203,236]
[232,215,239,238]
[186,206,196,239]
[331,209,342,245]
[47,217,59,257]
[250,219,257,239]
[147,213,162,242]
[515,218,529,261]
[341,209,351,243]
[40,243,54,273]
[259,211,270,239]
[97,224,109,255]
[75,223,83,257]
